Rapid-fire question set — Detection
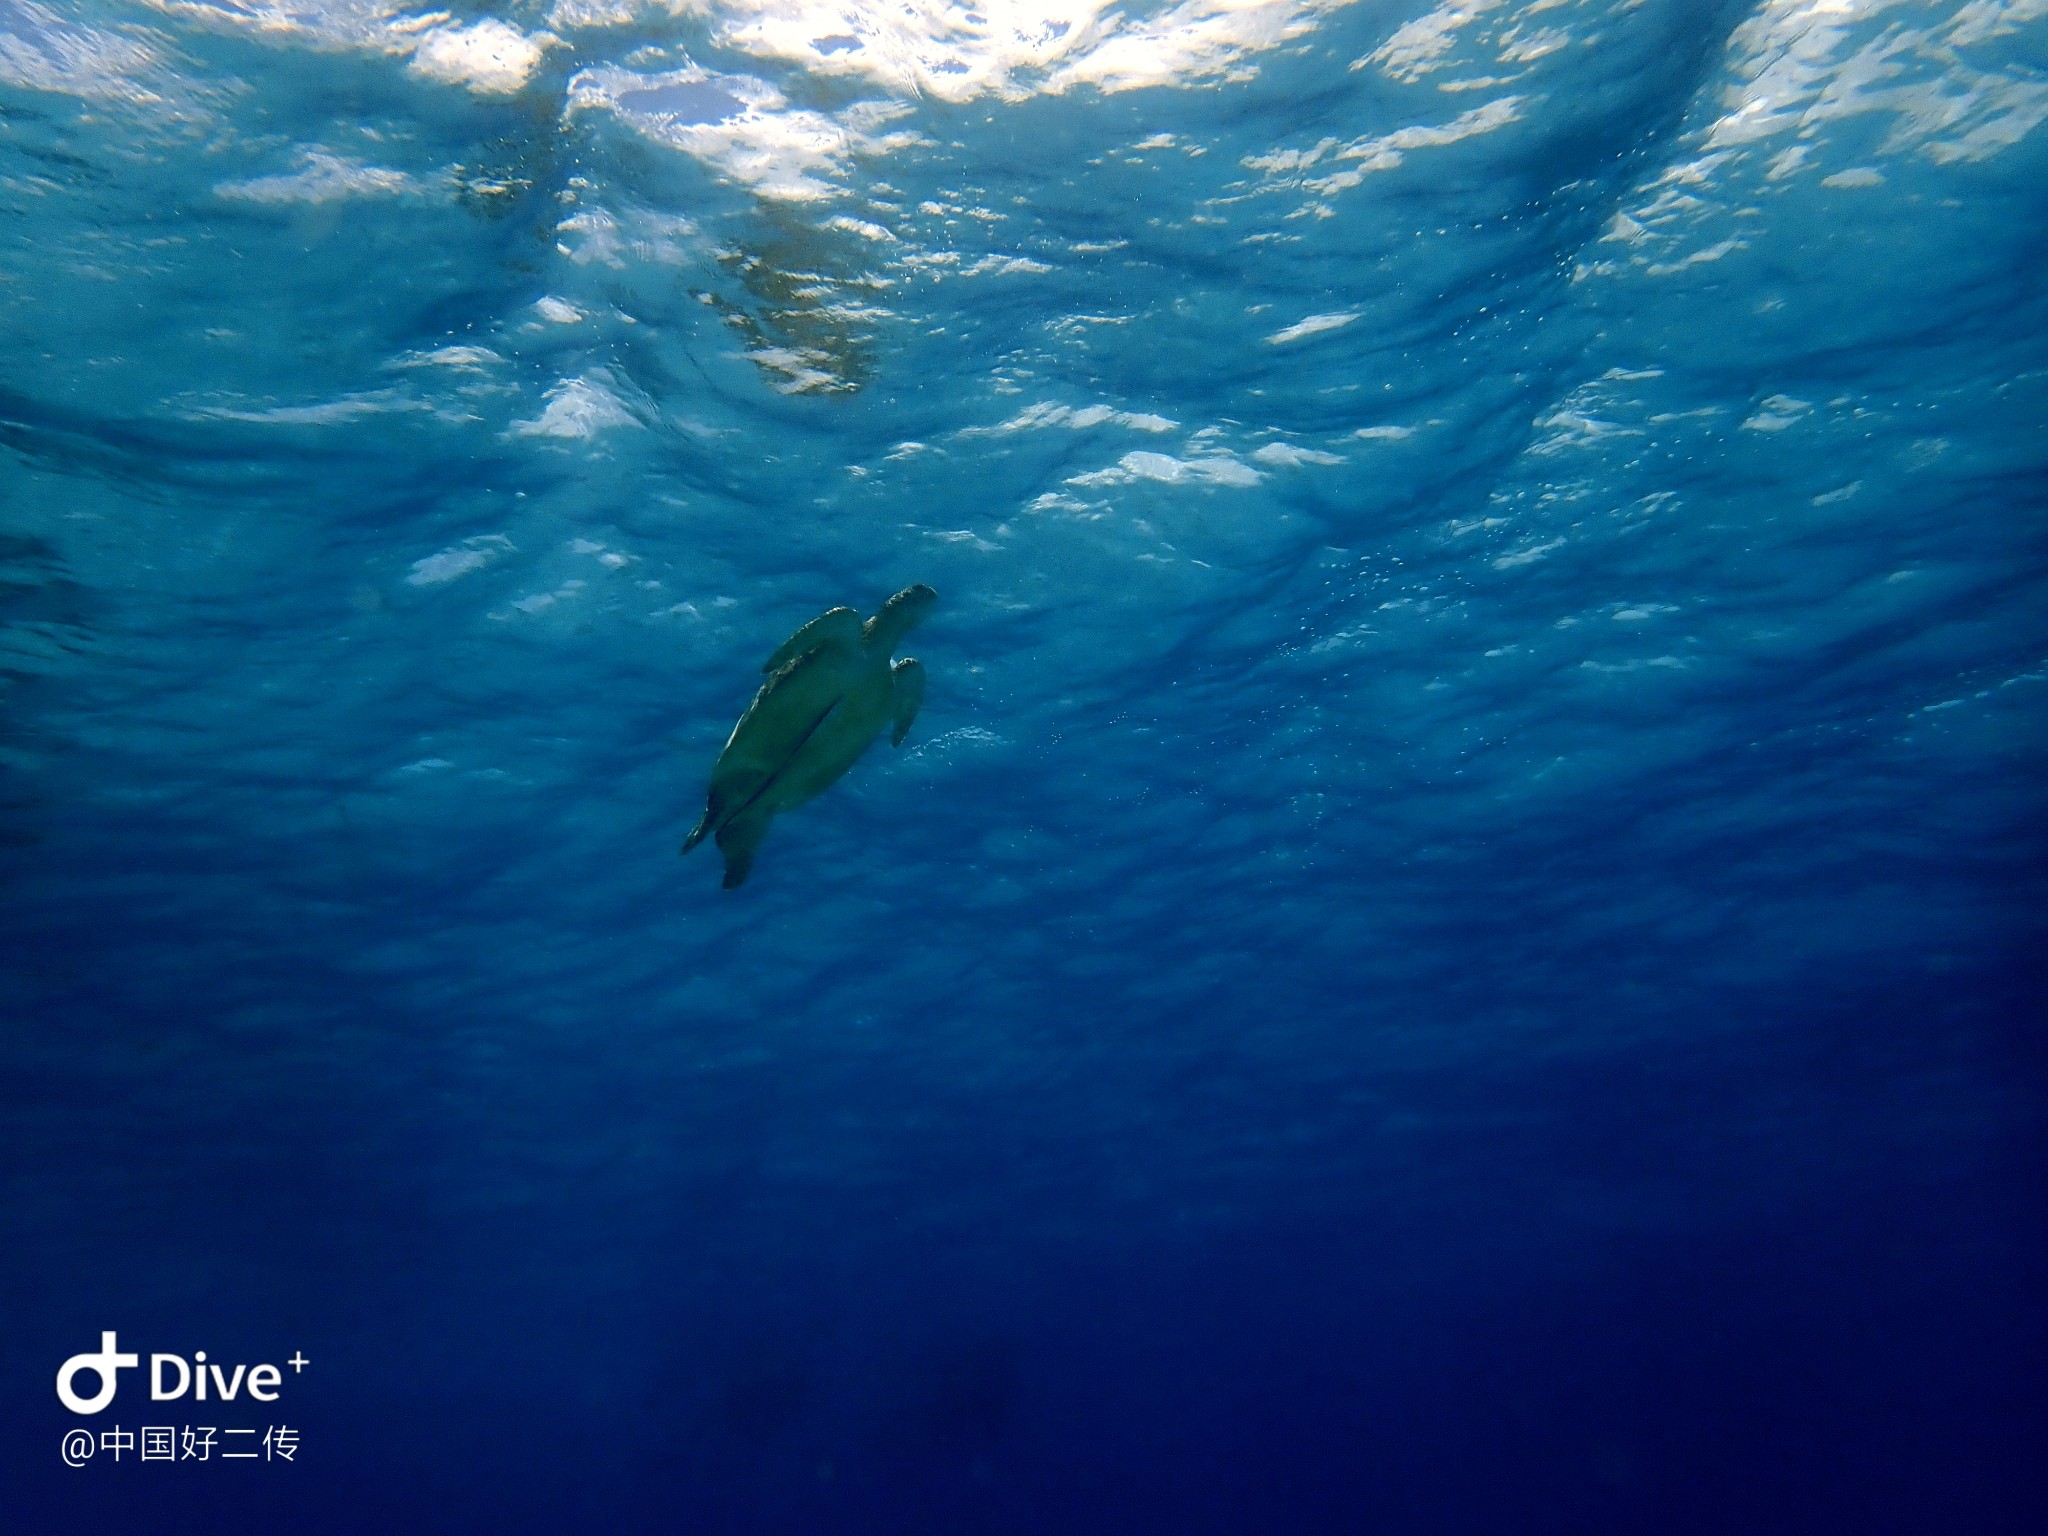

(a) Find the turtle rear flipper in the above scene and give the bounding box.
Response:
[680,811,713,854]
[715,810,772,890]
[692,670,846,852]
[889,658,926,747]
[681,765,750,853]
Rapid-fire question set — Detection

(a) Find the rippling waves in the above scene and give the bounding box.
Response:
[1,2,2044,1529]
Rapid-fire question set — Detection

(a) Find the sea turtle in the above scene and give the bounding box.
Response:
[682,584,936,889]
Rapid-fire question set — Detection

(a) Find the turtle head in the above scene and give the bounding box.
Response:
[862,583,938,651]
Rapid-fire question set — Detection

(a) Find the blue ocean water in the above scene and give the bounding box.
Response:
[2,0,2044,1529]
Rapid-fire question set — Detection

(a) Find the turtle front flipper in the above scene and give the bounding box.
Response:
[714,808,773,890]
[763,606,862,674]
[889,658,926,747]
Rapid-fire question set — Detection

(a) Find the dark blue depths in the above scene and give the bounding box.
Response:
[2,0,2045,1531]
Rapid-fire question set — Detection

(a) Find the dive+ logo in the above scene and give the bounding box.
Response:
[56,1333,307,1415]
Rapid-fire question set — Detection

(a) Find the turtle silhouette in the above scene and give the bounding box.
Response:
[682,584,936,889]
